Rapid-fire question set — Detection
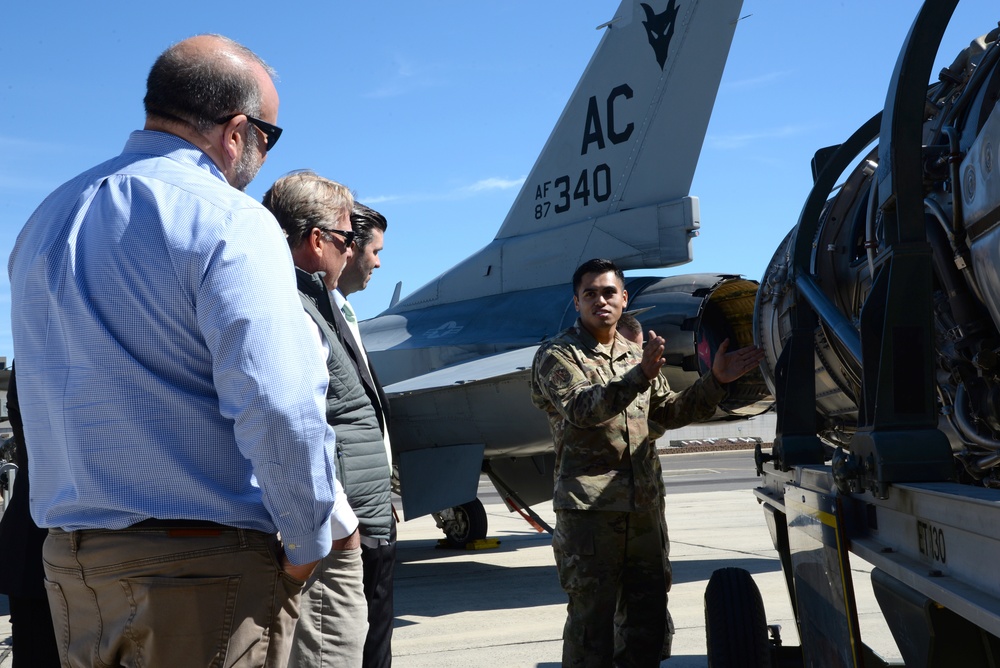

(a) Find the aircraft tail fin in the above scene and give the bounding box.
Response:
[389,281,402,309]
[394,0,744,311]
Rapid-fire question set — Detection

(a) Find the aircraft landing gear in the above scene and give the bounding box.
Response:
[434,498,488,548]
[704,567,773,667]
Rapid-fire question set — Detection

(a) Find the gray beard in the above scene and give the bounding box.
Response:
[233,130,262,192]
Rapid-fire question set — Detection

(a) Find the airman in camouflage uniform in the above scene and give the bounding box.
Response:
[531,258,763,667]
[615,312,677,660]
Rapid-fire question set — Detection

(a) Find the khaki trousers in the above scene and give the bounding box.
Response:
[43,525,304,668]
[288,547,368,667]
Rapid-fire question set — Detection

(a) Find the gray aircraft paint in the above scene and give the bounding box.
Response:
[358,0,768,525]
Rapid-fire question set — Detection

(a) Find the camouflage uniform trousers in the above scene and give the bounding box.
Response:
[553,506,673,667]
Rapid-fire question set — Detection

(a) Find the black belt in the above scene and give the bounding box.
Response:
[128,518,235,536]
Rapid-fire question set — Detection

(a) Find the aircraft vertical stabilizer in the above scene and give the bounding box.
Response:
[361,0,765,533]
[391,0,744,311]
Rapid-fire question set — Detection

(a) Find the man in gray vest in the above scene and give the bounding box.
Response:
[263,171,394,667]
[334,202,395,667]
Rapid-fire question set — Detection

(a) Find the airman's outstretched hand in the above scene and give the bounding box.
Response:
[711,338,765,384]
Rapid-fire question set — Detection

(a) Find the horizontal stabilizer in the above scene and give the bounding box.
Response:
[385,346,552,461]
[383,346,539,395]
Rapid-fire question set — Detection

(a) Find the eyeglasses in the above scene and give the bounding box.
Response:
[215,113,283,152]
[318,228,356,247]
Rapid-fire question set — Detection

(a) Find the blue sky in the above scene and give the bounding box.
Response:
[1,1,995,363]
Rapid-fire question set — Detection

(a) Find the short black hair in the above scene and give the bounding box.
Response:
[349,202,388,251]
[572,258,625,294]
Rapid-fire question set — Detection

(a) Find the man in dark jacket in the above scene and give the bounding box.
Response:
[0,365,60,667]
[334,202,396,668]
[263,171,393,667]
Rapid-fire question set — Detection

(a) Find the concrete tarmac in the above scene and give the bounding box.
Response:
[388,485,900,667]
[0,463,902,666]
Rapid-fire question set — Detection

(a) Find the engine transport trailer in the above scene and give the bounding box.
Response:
[705,2,1000,666]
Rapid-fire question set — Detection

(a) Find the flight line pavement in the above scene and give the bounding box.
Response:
[0,453,901,667]
[386,480,900,667]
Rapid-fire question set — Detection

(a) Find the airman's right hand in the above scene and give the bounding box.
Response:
[640,329,667,380]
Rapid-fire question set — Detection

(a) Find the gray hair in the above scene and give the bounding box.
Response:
[262,171,355,249]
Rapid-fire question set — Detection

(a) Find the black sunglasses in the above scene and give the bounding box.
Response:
[215,113,283,152]
[319,228,356,247]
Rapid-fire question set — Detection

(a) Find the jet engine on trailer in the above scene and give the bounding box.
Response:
[755,22,1000,481]
[706,3,1000,667]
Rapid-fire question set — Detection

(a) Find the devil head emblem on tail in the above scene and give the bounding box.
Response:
[641,0,680,70]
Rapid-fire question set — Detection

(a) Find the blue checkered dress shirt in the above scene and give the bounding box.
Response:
[8,130,354,564]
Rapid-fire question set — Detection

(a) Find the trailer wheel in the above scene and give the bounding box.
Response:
[440,498,488,548]
[705,567,770,667]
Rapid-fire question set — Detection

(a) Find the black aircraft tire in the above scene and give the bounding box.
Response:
[704,567,770,668]
[443,498,488,548]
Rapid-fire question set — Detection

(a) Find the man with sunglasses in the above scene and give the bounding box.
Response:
[264,171,394,668]
[8,35,354,667]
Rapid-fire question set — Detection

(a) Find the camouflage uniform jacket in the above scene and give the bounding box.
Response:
[530,319,726,512]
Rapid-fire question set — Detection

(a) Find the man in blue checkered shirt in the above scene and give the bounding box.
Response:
[8,34,355,667]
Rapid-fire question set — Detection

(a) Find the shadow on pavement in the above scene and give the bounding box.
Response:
[394,561,563,619]
[396,531,552,564]
[672,556,780,586]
